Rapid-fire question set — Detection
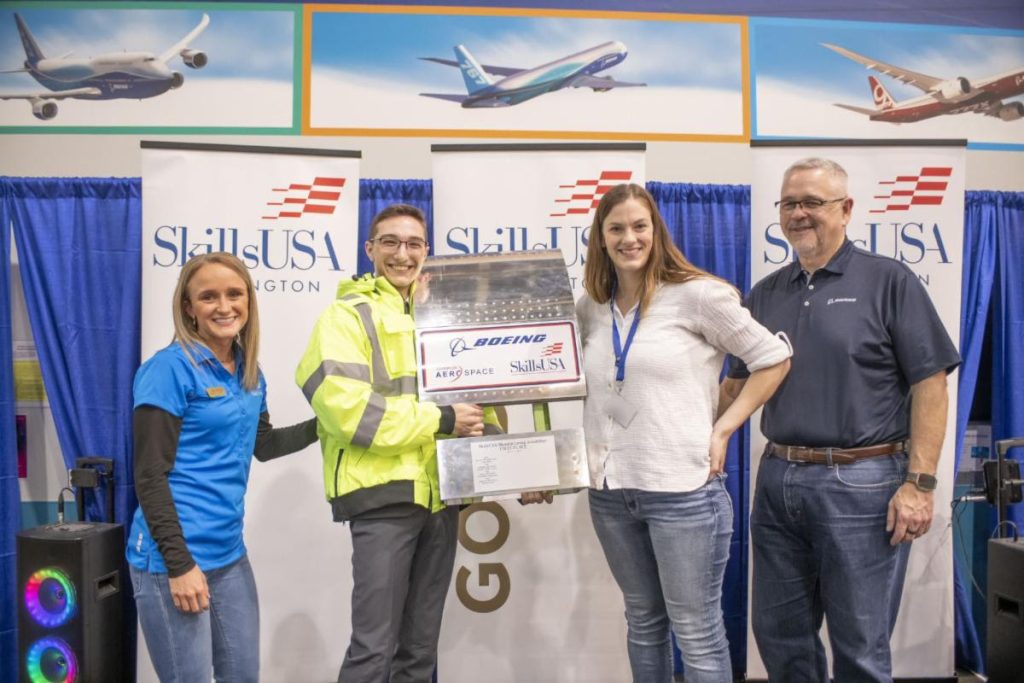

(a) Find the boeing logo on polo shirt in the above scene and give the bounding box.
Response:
[827,297,858,305]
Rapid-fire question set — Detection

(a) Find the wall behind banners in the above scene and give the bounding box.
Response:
[138,144,361,682]
[3,135,1022,190]
[747,143,965,679]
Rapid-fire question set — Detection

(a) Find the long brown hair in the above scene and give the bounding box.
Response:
[583,183,720,313]
[171,252,261,390]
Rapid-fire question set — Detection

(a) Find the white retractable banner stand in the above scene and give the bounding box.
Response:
[140,143,361,682]
[748,143,964,679]
[432,144,645,682]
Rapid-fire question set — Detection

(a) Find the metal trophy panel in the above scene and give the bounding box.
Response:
[415,250,586,406]
[415,250,590,503]
[437,428,589,504]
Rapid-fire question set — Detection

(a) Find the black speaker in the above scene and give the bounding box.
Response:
[987,538,1024,683]
[17,522,124,683]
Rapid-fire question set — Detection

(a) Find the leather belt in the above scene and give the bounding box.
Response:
[768,441,907,465]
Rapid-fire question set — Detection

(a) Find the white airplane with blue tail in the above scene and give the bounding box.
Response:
[420,41,645,107]
[0,12,209,120]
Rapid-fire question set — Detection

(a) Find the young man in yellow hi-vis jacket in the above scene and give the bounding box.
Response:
[297,204,497,682]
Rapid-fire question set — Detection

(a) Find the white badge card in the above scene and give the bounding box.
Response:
[608,396,638,429]
[470,436,560,493]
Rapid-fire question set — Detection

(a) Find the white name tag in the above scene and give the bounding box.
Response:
[608,396,637,429]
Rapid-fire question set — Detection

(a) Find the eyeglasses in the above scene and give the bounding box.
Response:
[371,236,428,253]
[774,197,847,213]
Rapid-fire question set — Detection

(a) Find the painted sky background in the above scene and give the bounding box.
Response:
[309,10,745,136]
[309,1,1023,30]
[0,7,295,127]
[752,19,1024,146]
[311,12,742,92]
[0,8,294,84]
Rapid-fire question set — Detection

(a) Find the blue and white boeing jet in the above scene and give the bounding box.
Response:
[0,12,210,120]
[420,41,645,107]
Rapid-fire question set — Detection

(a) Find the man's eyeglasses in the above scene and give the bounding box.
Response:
[371,236,428,253]
[774,197,847,214]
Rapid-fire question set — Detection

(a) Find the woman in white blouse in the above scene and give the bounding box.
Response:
[577,184,791,682]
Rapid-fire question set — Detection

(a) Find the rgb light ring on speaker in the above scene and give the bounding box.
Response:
[26,636,78,683]
[24,568,76,627]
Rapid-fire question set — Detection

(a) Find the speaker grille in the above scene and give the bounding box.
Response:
[26,636,78,683]
[24,569,77,628]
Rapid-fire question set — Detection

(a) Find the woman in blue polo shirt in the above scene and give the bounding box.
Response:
[127,252,317,683]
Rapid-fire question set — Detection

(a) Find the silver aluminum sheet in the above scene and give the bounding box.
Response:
[414,250,586,406]
[437,428,590,504]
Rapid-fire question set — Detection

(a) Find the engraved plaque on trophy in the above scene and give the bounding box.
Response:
[415,250,589,503]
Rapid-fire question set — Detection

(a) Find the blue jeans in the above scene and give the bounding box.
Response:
[589,477,733,683]
[751,452,911,682]
[131,555,259,683]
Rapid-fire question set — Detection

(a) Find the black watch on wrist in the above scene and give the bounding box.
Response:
[906,472,938,492]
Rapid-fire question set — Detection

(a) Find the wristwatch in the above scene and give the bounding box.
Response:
[906,472,938,492]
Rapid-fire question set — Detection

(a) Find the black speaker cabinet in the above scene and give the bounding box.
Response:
[987,538,1024,683]
[17,522,124,683]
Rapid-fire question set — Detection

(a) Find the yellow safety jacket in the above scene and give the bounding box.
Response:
[296,274,497,520]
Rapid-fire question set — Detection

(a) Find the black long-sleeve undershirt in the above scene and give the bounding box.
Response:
[132,405,318,577]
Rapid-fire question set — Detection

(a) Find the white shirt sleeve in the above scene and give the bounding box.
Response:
[696,278,792,372]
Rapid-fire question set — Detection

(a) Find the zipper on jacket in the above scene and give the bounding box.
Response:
[333,448,344,497]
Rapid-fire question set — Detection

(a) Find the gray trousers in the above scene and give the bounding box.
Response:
[339,505,460,683]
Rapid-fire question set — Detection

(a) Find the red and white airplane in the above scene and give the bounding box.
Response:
[823,42,1024,124]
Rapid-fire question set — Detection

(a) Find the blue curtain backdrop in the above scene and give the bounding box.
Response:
[8,178,141,525]
[0,186,20,683]
[952,192,999,672]
[7,177,142,679]
[358,179,433,276]
[991,192,1024,533]
[649,181,752,674]
[5,177,1019,678]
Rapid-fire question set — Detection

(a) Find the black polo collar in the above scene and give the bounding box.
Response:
[788,238,854,283]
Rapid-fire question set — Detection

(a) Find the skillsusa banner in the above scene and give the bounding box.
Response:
[140,142,360,683]
[748,143,965,679]
[432,143,646,298]
[432,143,645,681]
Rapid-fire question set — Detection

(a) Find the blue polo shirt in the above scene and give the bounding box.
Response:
[127,341,267,573]
[728,239,960,448]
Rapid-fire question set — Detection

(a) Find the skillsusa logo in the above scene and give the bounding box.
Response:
[868,167,952,214]
[262,177,346,220]
[540,342,563,357]
[550,170,633,217]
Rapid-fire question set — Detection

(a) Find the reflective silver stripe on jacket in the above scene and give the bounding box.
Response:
[301,360,370,402]
[303,299,419,448]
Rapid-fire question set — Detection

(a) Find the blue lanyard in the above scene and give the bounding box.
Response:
[610,290,641,383]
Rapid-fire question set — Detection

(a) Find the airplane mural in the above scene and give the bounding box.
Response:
[824,42,1024,124]
[0,12,210,120]
[419,41,645,107]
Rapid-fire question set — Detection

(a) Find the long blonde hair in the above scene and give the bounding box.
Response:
[171,252,260,390]
[583,183,720,313]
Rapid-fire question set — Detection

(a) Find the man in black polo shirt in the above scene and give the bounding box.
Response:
[722,157,960,682]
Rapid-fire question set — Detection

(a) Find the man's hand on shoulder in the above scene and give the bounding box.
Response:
[886,482,934,546]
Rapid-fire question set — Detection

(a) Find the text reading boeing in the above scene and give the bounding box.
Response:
[474,334,547,347]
